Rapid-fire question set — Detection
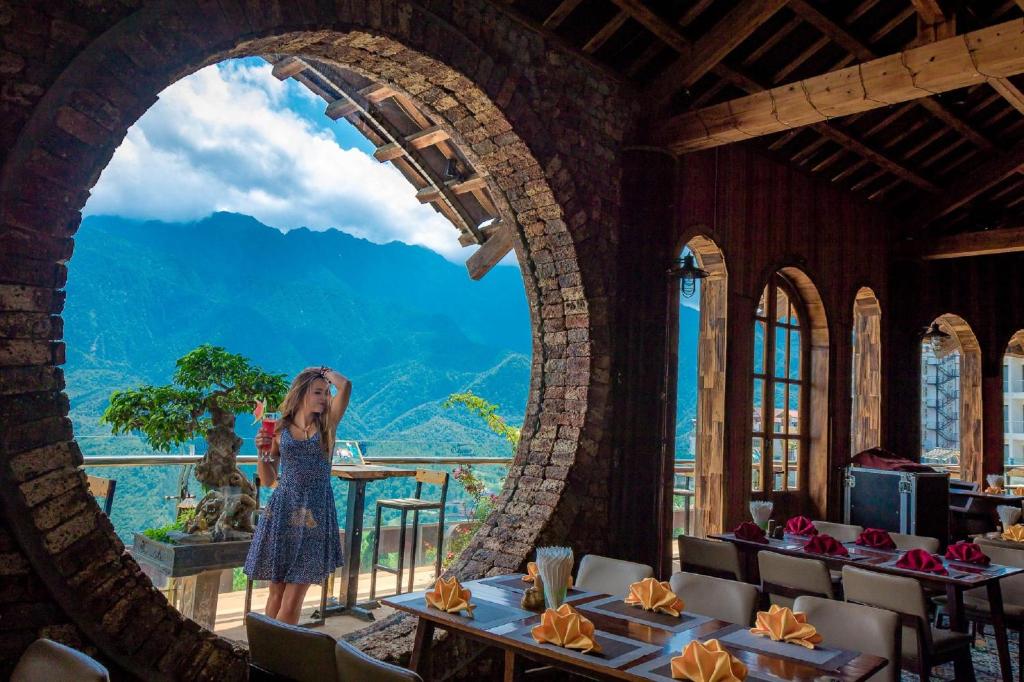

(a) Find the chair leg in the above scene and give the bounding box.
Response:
[369,505,383,601]
[396,509,408,596]
[952,646,976,682]
[408,509,420,594]
[434,508,445,582]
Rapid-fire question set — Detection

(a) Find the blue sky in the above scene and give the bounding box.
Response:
[85,57,482,263]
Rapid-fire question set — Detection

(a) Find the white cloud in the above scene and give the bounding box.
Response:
[85,60,469,261]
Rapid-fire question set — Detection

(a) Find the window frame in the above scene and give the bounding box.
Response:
[752,273,810,494]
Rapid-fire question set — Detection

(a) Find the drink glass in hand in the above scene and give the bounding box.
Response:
[257,413,278,461]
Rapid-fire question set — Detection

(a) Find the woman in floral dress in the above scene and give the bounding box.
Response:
[244,366,351,624]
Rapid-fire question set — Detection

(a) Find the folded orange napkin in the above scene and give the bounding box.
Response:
[670,639,747,681]
[522,561,573,587]
[986,486,1004,494]
[1002,524,1024,542]
[623,577,685,617]
[530,604,602,654]
[424,576,475,616]
[750,605,822,649]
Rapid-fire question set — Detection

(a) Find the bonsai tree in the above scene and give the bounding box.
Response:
[102,344,287,538]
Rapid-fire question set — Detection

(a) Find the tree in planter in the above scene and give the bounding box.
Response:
[101,344,287,539]
[441,391,518,567]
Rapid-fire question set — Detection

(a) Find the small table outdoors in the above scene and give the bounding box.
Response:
[713,532,1024,681]
[319,464,416,621]
[384,575,887,682]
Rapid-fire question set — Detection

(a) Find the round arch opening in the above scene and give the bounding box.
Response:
[0,4,621,677]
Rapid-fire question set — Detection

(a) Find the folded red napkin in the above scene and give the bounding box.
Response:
[855,528,896,550]
[945,541,990,566]
[895,548,948,575]
[733,521,768,544]
[802,533,849,557]
[785,516,818,536]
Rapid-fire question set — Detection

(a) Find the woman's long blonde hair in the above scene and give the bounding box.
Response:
[276,367,334,460]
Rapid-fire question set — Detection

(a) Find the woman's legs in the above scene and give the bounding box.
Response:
[266,581,285,619]
[277,582,312,624]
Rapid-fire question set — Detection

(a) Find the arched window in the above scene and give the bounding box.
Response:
[752,274,807,494]
[851,287,882,454]
[1002,330,1024,485]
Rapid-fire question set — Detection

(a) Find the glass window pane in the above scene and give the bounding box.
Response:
[788,385,800,435]
[774,470,784,491]
[752,437,763,491]
[789,329,801,379]
[775,326,788,378]
[787,468,799,490]
[773,382,786,434]
[756,286,768,317]
[754,321,765,375]
[753,379,765,433]
[788,441,800,489]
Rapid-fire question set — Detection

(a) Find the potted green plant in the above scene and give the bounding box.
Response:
[102,344,287,541]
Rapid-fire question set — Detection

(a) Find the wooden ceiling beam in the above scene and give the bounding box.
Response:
[648,0,790,97]
[989,76,1024,116]
[582,11,628,54]
[910,0,947,26]
[652,19,1024,154]
[914,136,1024,225]
[542,0,584,29]
[271,57,305,80]
[788,0,992,150]
[915,225,1024,259]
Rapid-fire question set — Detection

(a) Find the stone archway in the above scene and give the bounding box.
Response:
[851,287,882,454]
[0,2,629,677]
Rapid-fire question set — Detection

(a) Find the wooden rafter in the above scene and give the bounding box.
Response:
[583,11,628,54]
[787,0,992,150]
[910,0,947,26]
[542,0,583,29]
[914,225,1024,259]
[466,223,513,280]
[989,77,1024,116]
[652,19,1024,154]
[647,0,790,102]
[914,137,1024,227]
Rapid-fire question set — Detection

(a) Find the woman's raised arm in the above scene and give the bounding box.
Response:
[323,368,352,428]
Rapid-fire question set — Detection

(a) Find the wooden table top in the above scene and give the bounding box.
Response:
[713,532,1024,587]
[330,464,417,481]
[970,531,1024,550]
[384,575,886,682]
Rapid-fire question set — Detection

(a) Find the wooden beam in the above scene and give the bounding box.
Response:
[915,225,1024,259]
[542,0,584,29]
[466,223,514,280]
[652,19,1024,153]
[910,0,947,25]
[989,76,1024,115]
[447,174,488,194]
[812,123,939,191]
[325,98,359,120]
[582,11,628,54]
[415,187,441,204]
[405,125,450,150]
[373,142,404,162]
[271,57,305,80]
[914,137,1024,225]
[458,221,503,247]
[610,0,690,54]
[651,0,789,93]
[358,83,396,104]
[788,0,991,150]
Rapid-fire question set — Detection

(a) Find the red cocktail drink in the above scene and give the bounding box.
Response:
[258,418,276,452]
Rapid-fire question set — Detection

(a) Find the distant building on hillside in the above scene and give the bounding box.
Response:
[1005,354,1024,469]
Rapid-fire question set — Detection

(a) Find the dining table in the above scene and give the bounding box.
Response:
[315,463,417,621]
[383,574,887,681]
[712,531,1024,681]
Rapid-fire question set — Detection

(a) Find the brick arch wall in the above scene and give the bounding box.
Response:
[0,1,631,678]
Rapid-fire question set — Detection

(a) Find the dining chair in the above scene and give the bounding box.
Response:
[841,566,974,681]
[757,551,834,608]
[890,532,940,553]
[812,520,863,543]
[246,613,339,682]
[574,554,653,597]
[335,638,423,681]
[11,639,110,682]
[677,535,744,581]
[793,596,900,682]
[86,474,117,516]
[952,540,1024,678]
[669,571,759,625]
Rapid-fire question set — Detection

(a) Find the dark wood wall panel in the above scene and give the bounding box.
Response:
[674,146,891,529]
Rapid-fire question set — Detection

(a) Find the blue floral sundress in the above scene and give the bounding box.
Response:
[244,429,343,584]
